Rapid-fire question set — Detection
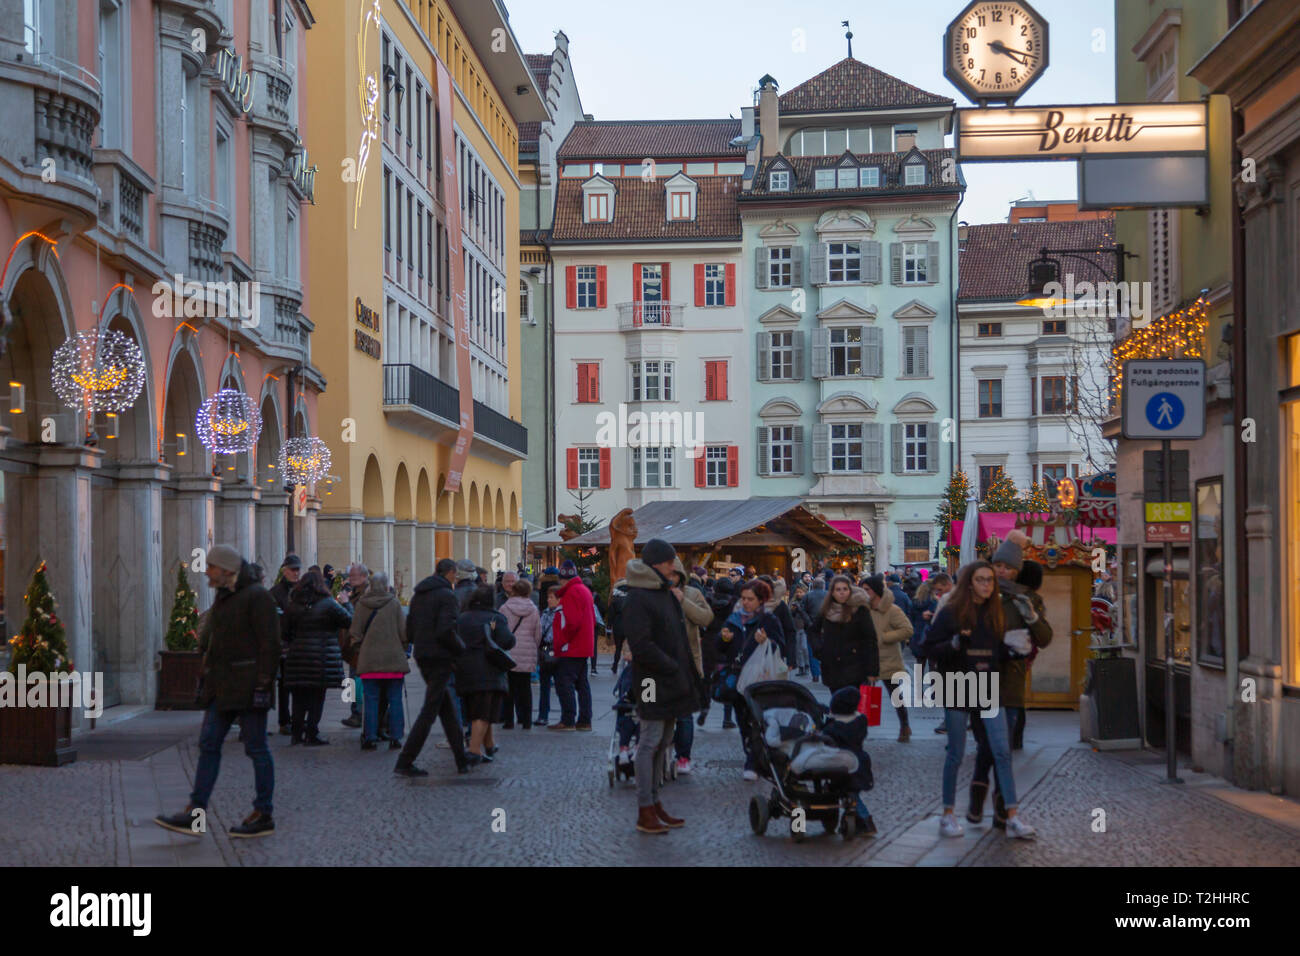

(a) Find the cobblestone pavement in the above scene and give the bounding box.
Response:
[3,663,1300,866]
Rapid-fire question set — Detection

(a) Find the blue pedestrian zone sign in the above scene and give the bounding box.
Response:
[1123,359,1206,440]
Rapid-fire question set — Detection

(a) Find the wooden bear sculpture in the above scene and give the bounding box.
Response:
[608,507,637,585]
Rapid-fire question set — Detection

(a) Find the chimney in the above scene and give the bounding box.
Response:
[741,106,755,141]
[895,125,917,152]
[757,74,779,159]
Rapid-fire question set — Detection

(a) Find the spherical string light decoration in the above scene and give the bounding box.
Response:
[277,436,332,485]
[196,388,261,455]
[51,328,146,412]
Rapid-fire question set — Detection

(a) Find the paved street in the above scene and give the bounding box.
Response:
[4,659,1299,867]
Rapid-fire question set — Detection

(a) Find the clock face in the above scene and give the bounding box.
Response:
[945,0,1049,103]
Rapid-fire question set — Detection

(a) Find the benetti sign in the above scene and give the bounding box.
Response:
[956,102,1207,161]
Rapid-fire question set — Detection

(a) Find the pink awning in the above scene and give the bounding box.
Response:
[826,519,863,543]
[951,516,1116,546]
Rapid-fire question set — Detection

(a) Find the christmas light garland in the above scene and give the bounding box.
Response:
[196,388,261,454]
[277,436,331,485]
[50,328,146,412]
[1110,296,1209,401]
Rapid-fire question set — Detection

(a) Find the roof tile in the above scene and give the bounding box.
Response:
[958,219,1118,301]
[775,58,952,114]
[557,120,744,161]
[551,174,741,243]
[742,149,961,200]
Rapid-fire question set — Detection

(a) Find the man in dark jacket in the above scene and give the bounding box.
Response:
[454,559,477,609]
[270,554,301,736]
[606,578,629,674]
[394,557,469,776]
[156,544,279,838]
[622,539,696,835]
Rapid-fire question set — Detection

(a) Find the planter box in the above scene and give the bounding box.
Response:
[0,700,76,766]
[156,650,204,710]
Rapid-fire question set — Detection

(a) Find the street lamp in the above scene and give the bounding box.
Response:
[1015,244,1133,309]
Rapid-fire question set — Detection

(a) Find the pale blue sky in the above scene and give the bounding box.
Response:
[504,0,1117,225]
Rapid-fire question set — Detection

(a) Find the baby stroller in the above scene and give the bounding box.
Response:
[743,680,864,841]
[607,661,677,787]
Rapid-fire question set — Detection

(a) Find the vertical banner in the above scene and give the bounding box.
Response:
[294,484,308,517]
[436,58,473,493]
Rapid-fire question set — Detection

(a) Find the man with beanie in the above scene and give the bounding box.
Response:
[550,559,595,730]
[156,544,280,838]
[822,685,877,836]
[622,538,697,833]
[270,554,302,736]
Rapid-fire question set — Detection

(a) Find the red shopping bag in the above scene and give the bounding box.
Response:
[857,683,882,726]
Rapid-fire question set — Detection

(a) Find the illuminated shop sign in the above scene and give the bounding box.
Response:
[956,102,1207,161]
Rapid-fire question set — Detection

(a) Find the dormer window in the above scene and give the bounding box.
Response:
[860,167,879,187]
[904,163,926,186]
[837,167,857,189]
[814,169,835,190]
[769,169,790,191]
[669,191,692,220]
[662,171,698,222]
[588,193,610,221]
[581,173,616,223]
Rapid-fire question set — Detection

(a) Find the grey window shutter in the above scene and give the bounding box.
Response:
[891,423,904,474]
[791,330,806,380]
[757,426,770,476]
[790,246,804,286]
[902,327,916,377]
[890,242,902,284]
[917,325,930,376]
[810,328,830,379]
[925,423,939,473]
[756,331,772,383]
[810,243,828,285]
[812,423,830,474]
[863,326,883,377]
[926,240,940,284]
[861,240,881,284]
[792,425,805,473]
[755,247,769,290]
[864,423,884,473]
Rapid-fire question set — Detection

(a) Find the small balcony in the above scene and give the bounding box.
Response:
[615,301,685,331]
[382,364,527,463]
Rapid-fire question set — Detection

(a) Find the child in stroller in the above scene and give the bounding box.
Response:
[608,653,676,787]
[744,680,875,840]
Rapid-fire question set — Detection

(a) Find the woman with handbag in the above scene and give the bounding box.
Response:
[351,571,409,751]
[283,569,352,745]
[455,585,518,764]
[500,578,542,730]
[806,574,879,702]
[718,579,784,781]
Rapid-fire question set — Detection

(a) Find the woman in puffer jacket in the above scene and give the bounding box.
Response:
[806,574,878,697]
[864,575,914,742]
[284,568,352,745]
[500,578,542,730]
[455,586,517,764]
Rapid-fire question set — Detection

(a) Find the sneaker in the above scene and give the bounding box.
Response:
[393,764,429,778]
[939,814,965,838]
[934,725,947,734]
[575,723,593,732]
[341,715,362,729]
[548,723,576,732]
[676,758,692,774]
[1005,816,1037,840]
[154,807,204,837]
[742,769,758,781]
[229,811,275,838]
[722,720,737,730]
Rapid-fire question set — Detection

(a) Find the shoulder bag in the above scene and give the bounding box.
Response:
[483,621,516,672]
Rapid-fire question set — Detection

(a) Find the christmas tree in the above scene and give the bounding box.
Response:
[1020,482,1051,513]
[560,490,608,601]
[165,563,200,651]
[7,561,72,674]
[981,469,1020,512]
[935,470,973,558]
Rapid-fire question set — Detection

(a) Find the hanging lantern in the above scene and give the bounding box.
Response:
[196,388,261,454]
[277,436,331,485]
[51,328,146,412]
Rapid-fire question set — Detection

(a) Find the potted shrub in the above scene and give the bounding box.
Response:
[1,561,76,765]
[156,563,204,710]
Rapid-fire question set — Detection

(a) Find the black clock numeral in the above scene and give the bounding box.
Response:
[995,72,1002,84]
[962,43,970,53]
[1010,14,1015,25]
[968,57,975,68]
[967,27,977,38]
[977,14,986,25]
[979,69,986,80]
[1011,67,1018,79]
[991,10,1002,22]
[1026,40,1032,51]
[1021,25,1028,36]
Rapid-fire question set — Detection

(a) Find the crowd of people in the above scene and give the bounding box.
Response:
[153,531,1051,844]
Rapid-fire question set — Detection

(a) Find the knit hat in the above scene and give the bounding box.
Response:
[991,537,1024,573]
[542,566,559,576]
[558,559,578,579]
[455,559,477,581]
[864,575,886,598]
[207,544,243,574]
[640,538,676,567]
[829,686,860,717]
[281,553,302,570]
[1016,558,1043,591]
[692,565,707,576]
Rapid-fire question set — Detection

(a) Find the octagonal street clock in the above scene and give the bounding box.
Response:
[944,0,1049,105]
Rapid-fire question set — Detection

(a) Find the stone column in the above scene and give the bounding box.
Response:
[362,516,393,576]
[256,490,290,572]
[167,476,221,614]
[414,522,435,582]
[393,519,417,597]
[216,483,261,564]
[874,505,890,574]
[318,511,363,569]
[299,495,321,566]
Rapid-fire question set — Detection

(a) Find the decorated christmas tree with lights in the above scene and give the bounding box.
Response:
[7,561,72,674]
[981,469,1020,513]
[935,470,972,558]
[1020,482,1051,513]
[165,563,200,652]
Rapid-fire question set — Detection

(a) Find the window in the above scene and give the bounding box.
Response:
[1041,376,1068,414]
[769,330,795,379]
[837,167,857,189]
[977,322,1002,337]
[830,424,863,472]
[395,181,403,260]
[978,465,1002,500]
[704,445,730,487]
[903,531,930,563]
[576,362,600,403]
[978,380,1003,418]
[669,191,691,220]
[1195,479,1225,665]
[1041,464,1067,496]
[23,0,42,53]
[1043,318,1066,335]
[575,266,597,309]
[902,241,929,283]
[827,242,861,283]
[630,360,674,401]
[216,127,232,250]
[704,264,726,306]
[814,169,835,190]
[587,193,610,221]
[768,247,793,288]
[904,163,926,186]
[704,360,728,401]
[829,327,863,376]
[520,280,530,322]
[767,425,795,474]
[632,446,674,488]
[859,167,879,187]
[901,326,929,377]
[903,423,929,472]
[98,0,123,149]
[769,169,790,191]
[577,447,601,489]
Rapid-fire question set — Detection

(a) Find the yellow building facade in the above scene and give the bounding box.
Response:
[306,0,545,593]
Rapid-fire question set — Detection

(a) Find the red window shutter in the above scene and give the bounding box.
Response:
[717,361,728,401]
[566,448,579,489]
[577,365,587,403]
[704,361,716,401]
[726,445,739,486]
[599,447,611,489]
[694,264,705,306]
[565,265,576,309]
[695,454,707,488]
[725,263,736,306]
[662,263,670,302]
[632,263,642,301]
[589,364,600,402]
[596,265,607,308]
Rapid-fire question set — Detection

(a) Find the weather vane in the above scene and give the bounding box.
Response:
[842,20,853,58]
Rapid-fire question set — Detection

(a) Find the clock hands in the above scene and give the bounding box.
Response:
[987,39,1035,66]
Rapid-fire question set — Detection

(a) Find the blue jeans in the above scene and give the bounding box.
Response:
[942,707,1016,810]
[673,710,694,759]
[348,663,361,718]
[809,653,821,681]
[362,677,405,743]
[554,658,592,726]
[537,668,554,722]
[192,705,274,815]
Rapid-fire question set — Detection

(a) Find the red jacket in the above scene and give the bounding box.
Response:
[554,577,595,658]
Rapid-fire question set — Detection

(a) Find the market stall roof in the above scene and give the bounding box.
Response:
[564,497,859,549]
